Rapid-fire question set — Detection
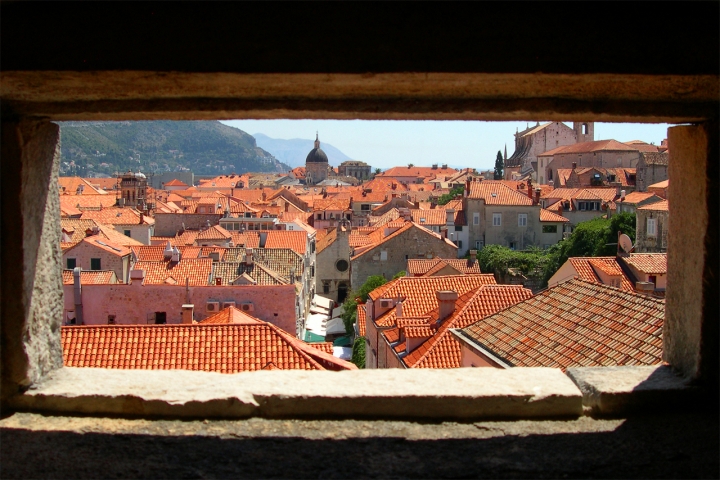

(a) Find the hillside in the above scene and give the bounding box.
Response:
[58,121,290,177]
[253,133,352,168]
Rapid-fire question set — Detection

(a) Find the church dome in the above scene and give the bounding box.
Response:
[306,133,329,164]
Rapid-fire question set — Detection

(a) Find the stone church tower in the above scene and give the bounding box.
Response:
[305,133,330,185]
[573,122,595,144]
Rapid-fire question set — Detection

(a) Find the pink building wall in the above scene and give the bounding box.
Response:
[63,283,297,334]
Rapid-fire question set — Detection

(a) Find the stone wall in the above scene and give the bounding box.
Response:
[62,242,130,283]
[351,226,457,287]
[154,213,223,237]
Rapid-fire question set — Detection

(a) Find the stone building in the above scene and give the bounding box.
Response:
[315,221,352,303]
[635,200,669,253]
[305,134,330,185]
[505,122,592,181]
[636,151,669,192]
[119,171,150,211]
[539,140,641,187]
[350,221,458,287]
[337,160,371,181]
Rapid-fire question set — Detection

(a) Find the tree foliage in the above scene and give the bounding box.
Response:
[493,150,504,180]
[341,275,388,335]
[436,186,465,205]
[476,213,637,287]
[351,337,366,369]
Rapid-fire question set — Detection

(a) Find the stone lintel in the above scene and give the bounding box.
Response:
[7,367,583,420]
[566,365,703,416]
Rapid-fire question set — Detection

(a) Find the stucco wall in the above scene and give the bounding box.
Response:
[62,283,297,334]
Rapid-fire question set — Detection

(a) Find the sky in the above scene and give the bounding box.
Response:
[221,120,672,171]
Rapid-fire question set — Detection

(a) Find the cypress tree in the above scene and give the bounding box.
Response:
[493,150,504,179]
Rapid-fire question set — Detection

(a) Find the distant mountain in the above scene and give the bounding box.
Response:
[253,133,352,168]
[58,121,290,177]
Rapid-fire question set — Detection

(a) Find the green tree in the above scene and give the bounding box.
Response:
[340,275,388,334]
[437,186,465,205]
[351,337,366,369]
[392,270,406,279]
[493,150,504,180]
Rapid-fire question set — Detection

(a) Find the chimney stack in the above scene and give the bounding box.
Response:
[395,301,403,318]
[534,188,541,205]
[245,247,254,265]
[572,162,577,170]
[163,241,173,260]
[130,268,146,285]
[527,179,533,199]
[73,267,84,325]
[181,304,194,324]
[436,290,458,323]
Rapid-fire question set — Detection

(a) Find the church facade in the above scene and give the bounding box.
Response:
[505,122,594,181]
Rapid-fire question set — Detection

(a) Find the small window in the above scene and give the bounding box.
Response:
[317,213,322,220]
[457,240,462,249]
[454,226,462,232]
[380,250,388,261]
[336,259,349,272]
[473,213,480,225]
[647,218,657,236]
[107,315,116,325]
[542,225,558,233]
[67,258,77,269]
[492,213,501,226]
[123,230,131,237]
[90,258,101,270]
[154,312,167,324]
[509,242,516,250]
[310,265,315,276]
[361,204,370,211]
[475,240,482,249]
[518,214,527,227]
[323,282,330,294]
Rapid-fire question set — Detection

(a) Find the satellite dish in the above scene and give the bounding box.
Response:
[619,233,633,253]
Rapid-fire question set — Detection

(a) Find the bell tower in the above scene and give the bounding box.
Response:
[573,122,595,143]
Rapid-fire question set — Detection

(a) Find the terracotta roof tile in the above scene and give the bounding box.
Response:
[356,304,367,337]
[80,207,154,225]
[638,199,669,211]
[568,257,635,291]
[263,231,308,255]
[307,342,334,355]
[459,279,664,369]
[133,258,213,286]
[622,254,667,275]
[538,139,640,156]
[407,258,482,276]
[467,182,534,205]
[62,270,118,285]
[539,208,570,223]
[400,285,533,369]
[211,262,288,286]
[199,306,263,325]
[62,322,356,372]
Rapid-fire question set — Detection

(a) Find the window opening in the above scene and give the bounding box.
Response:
[90,258,101,270]
[67,258,76,269]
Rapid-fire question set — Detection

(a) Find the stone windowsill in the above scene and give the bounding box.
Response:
[4,365,700,420]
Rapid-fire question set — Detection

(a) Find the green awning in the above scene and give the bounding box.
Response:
[303,331,325,343]
[332,336,352,347]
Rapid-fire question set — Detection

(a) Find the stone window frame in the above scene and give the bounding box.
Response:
[1,73,716,419]
[492,213,502,227]
[647,217,657,237]
[518,213,527,227]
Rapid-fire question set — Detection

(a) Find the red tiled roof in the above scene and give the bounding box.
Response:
[263,230,308,255]
[648,180,669,189]
[407,258,482,276]
[460,279,664,369]
[539,208,570,222]
[64,236,132,257]
[316,228,337,254]
[199,306,263,325]
[356,304,367,337]
[196,225,232,241]
[410,209,462,226]
[589,258,624,276]
[61,270,117,285]
[370,274,497,328]
[401,285,534,369]
[133,258,213,286]
[568,257,635,291]
[622,254,667,275]
[638,199,669,211]
[467,182,534,205]
[62,323,356,372]
[538,139,640,156]
[620,192,660,204]
[307,342,334,355]
[80,207,154,225]
[163,179,189,187]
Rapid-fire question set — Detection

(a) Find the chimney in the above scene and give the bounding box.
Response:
[171,246,181,263]
[245,247,254,265]
[527,178,533,199]
[572,162,577,170]
[436,290,458,323]
[163,241,173,260]
[534,188,541,205]
[620,189,626,201]
[635,281,655,295]
[139,212,144,225]
[73,267,84,325]
[446,209,455,225]
[181,304,194,324]
[130,268,146,285]
[395,301,403,318]
[284,202,289,212]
